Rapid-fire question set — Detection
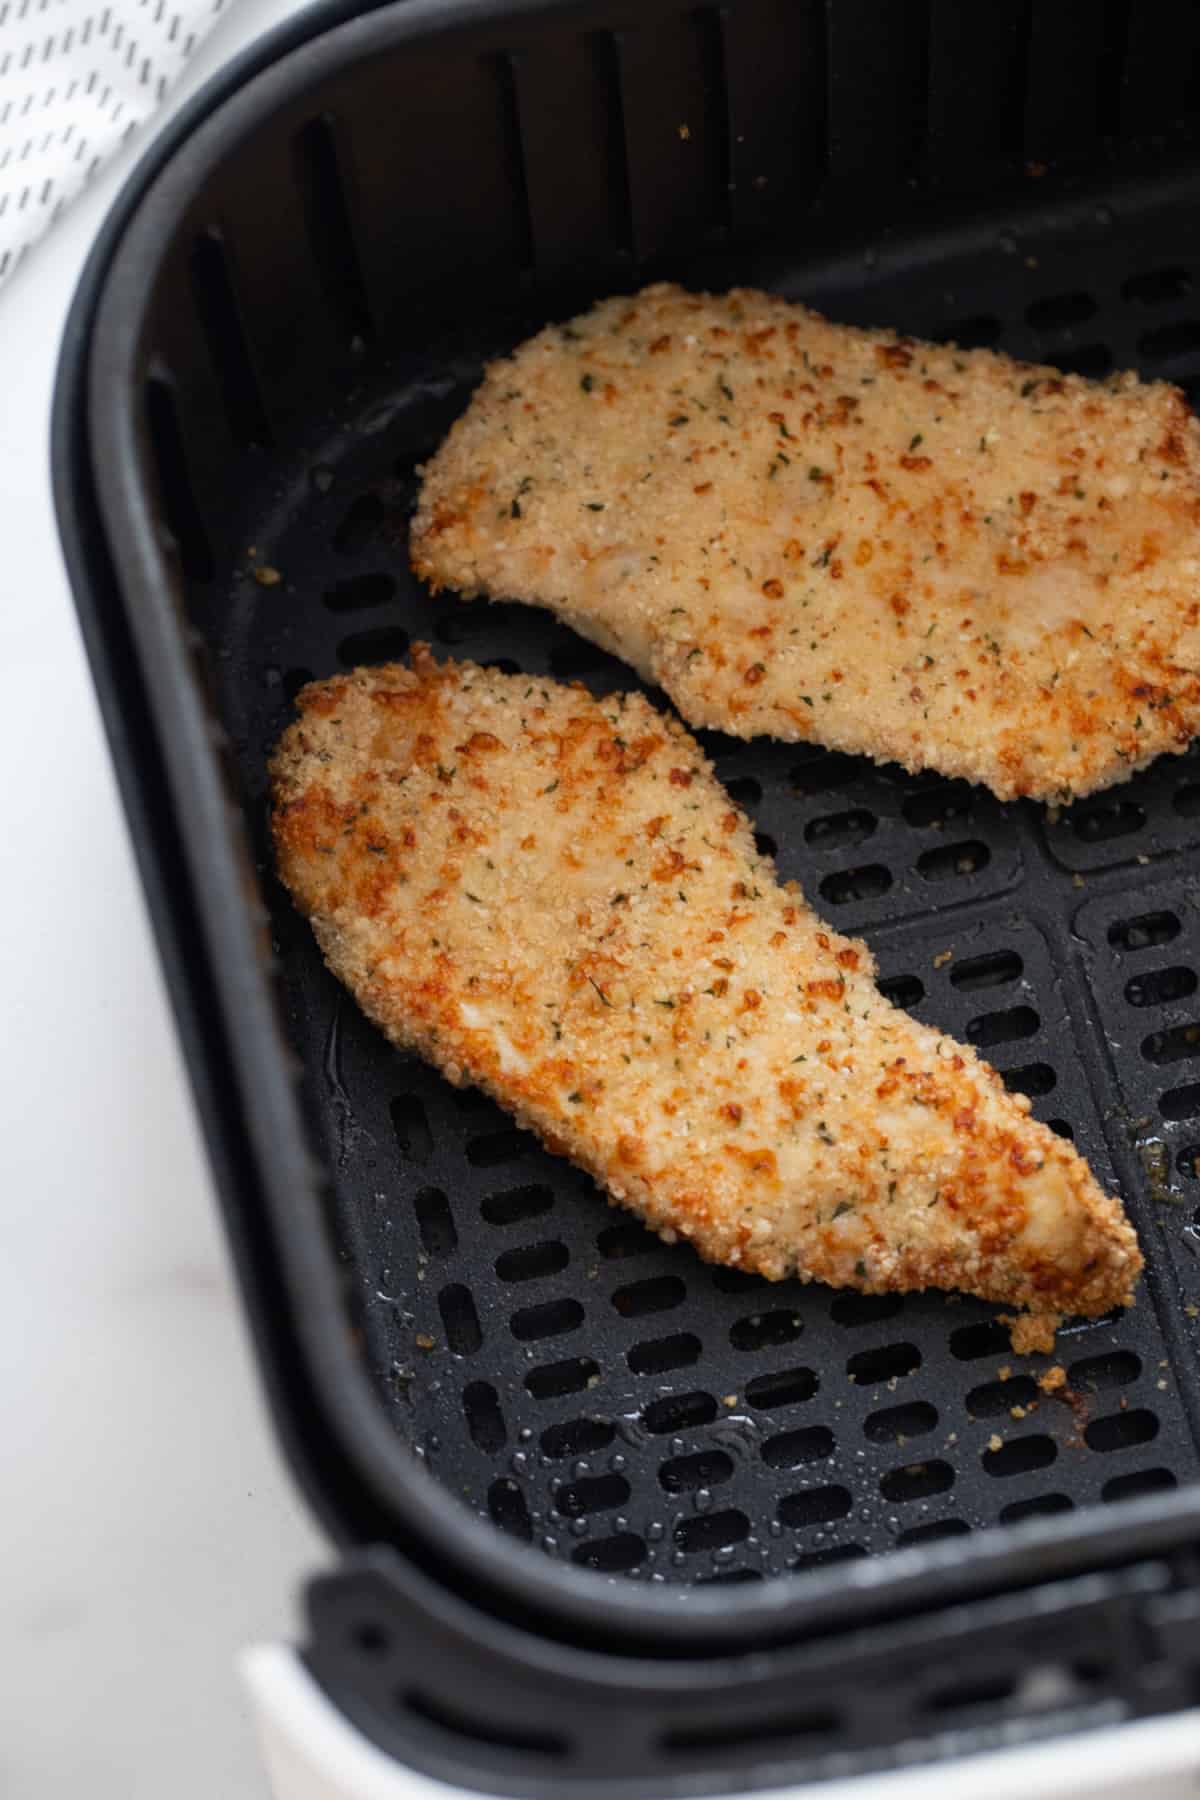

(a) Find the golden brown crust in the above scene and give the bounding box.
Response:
[270,651,1142,1329]
[411,282,1200,802]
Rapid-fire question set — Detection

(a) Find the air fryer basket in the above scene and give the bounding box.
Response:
[54,0,1200,1790]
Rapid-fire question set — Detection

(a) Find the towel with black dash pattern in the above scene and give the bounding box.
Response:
[0,0,232,289]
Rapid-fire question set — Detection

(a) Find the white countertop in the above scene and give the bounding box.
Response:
[0,6,328,1796]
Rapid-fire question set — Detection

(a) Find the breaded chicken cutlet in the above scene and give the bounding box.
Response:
[412,282,1200,802]
[271,650,1142,1343]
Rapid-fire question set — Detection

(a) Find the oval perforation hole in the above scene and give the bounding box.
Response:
[467,1128,530,1168]
[864,1400,938,1443]
[391,1094,433,1163]
[1139,319,1200,362]
[660,1448,735,1493]
[847,1342,921,1386]
[790,1543,866,1571]
[495,1240,568,1283]
[438,1283,482,1355]
[805,808,877,849]
[1026,290,1097,331]
[950,950,1023,991]
[283,667,313,703]
[878,974,924,1009]
[555,1472,630,1517]
[1071,799,1145,843]
[628,1331,702,1375]
[938,314,1002,348]
[598,1220,657,1259]
[695,1570,764,1586]
[967,1006,1039,1049]
[950,1319,1011,1360]
[730,1309,803,1352]
[1053,343,1113,377]
[1109,911,1180,951]
[1143,1022,1200,1066]
[337,626,411,667]
[754,830,778,859]
[712,1266,770,1294]
[982,1434,1056,1477]
[1003,1062,1057,1098]
[917,840,990,881]
[511,1297,584,1342]
[643,1391,718,1434]
[525,1357,599,1399]
[830,1292,903,1328]
[819,864,892,905]
[898,1518,970,1546]
[1160,1081,1200,1121]
[572,1533,646,1571]
[487,1477,532,1540]
[540,1416,614,1458]
[880,1459,954,1502]
[1174,782,1200,818]
[902,786,971,831]
[964,1008,1043,1051]
[323,572,396,613]
[1047,1118,1074,1139]
[1122,266,1192,304]
[762,1425,835,1469]
[463,1380,506,1453]
[482,1184,553,1225]
[1102,1468,1177,1502]
[1126,966,1197,1008]
[724,775,763,808]
[1177,1145,1200,1178]
[778,1485,853,1527]
[613,1275,686,1317]
[332,491,385,552]
[412,1186,456,1256]
[674,1510,750,1553]
[1001,1493,1074,1524]
[1084,1409,1159,1452]
[966,1375,1039,1417]
[745,1366,819,1410]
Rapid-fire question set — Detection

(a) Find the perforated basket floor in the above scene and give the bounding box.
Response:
[167,146,1200,1591]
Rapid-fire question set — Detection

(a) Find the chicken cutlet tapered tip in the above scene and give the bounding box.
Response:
[411,282,1200,803]
[270,652,1142,1339]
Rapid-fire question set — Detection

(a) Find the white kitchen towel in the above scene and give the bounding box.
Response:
[0,0,234,288]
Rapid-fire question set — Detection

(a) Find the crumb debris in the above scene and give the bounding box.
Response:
[253,564,282,587]
[932,950,953,969]
[1038,1364,1068,1394]
[1004,1311,1059,1355]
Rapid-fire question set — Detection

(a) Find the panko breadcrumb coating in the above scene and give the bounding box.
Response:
[271,650,1142,1335]
[412,282,1200,802]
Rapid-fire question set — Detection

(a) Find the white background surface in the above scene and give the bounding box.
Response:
[0,4,329,1795]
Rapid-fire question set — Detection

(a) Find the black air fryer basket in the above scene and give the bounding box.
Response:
[54,0,1200,1791]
